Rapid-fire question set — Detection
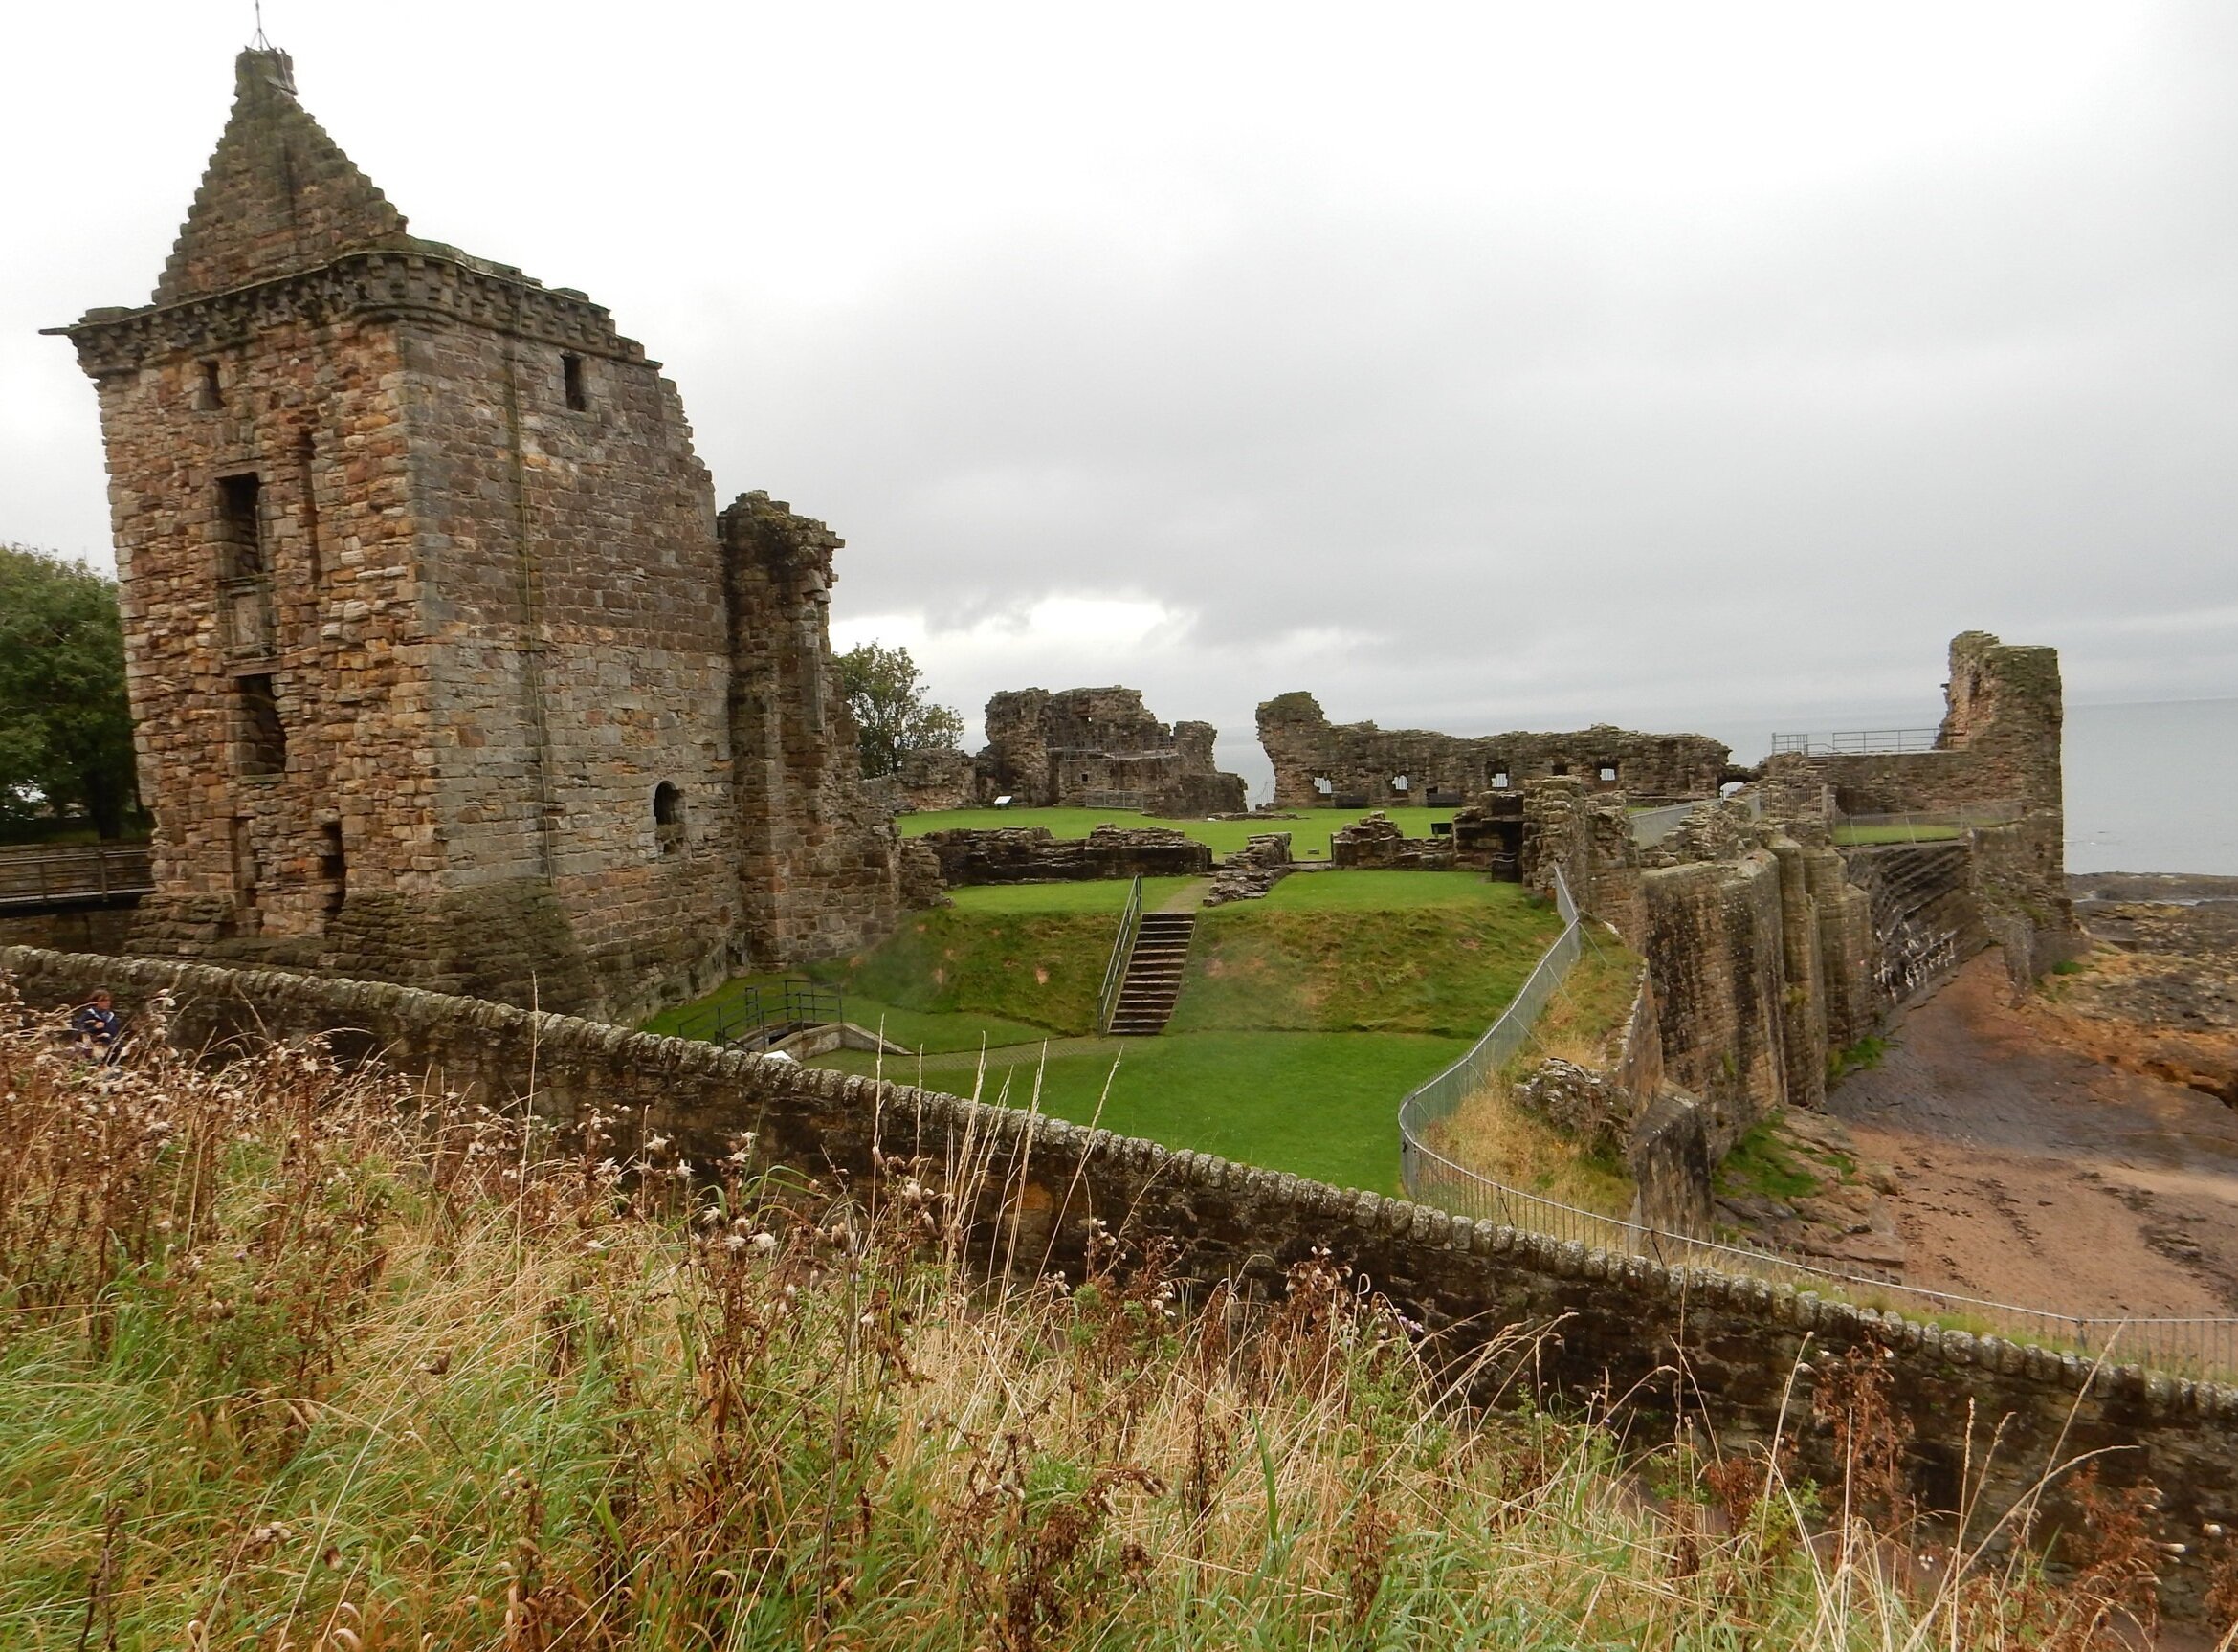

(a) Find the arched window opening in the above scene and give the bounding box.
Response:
[654,782,685,853]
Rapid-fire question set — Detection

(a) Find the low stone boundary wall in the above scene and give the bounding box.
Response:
[5,942,2234,1619]
[918,826,1211,885]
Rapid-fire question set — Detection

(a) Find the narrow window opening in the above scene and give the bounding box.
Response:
[198,360,224,410]
[1551,762,1569,777]
[298,435,322,584]
[238,673,287,776]
[230,816,258,915]
[1491,771,1510,789]
[562,352,587,411]
[1312,775,1335,797]
[1598,764,1618,782]
[217,474,264,580]
[320,822,346,914]
[1390,774,1409,794]
[654,781,685,853]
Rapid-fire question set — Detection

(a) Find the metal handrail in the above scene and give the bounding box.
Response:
[1770,728,1943,757]
[1096,875,1145,1034]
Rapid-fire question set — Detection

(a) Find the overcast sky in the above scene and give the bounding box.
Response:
[4,2,2233,790]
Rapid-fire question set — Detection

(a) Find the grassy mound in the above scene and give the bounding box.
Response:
[1171,873,1562,1036]
[0,1007,2162,1649]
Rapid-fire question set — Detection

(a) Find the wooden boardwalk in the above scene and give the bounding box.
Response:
[0,844,155,910]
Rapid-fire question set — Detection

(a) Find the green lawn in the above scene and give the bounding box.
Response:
[897,805,1460,861]
[642,977,1053,1054]
[1831,823,1963,845]
[1177,878,1558,1037]
[652,869,1551,1192]
[820,1029,1468,1194]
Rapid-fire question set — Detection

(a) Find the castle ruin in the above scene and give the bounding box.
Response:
[973,687,1247,815]
[46,48,898,1021]
[1255,693,1740,808]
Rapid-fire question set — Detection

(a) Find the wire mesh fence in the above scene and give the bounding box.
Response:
[1397,870,1584,1183]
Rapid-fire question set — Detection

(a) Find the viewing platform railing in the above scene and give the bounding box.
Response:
[1770,728,1942,757]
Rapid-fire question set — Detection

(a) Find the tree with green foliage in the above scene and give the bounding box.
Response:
[835,642,965,779]
[0,544,139,840]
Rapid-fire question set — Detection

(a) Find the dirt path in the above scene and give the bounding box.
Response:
[1828,953,2238,1318]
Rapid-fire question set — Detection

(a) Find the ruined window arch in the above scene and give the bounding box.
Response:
[654,782,685,853]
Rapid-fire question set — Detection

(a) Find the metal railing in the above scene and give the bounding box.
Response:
[1096,874,1145,1034]
[0,844,156,909]
[1770,728,1943,757]
[667,979,844,1050]
[1398,869,1584,1188]
[1075,790,1150,814]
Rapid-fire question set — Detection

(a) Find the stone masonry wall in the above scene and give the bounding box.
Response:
[7,941,2232,1621]
[1257,692,1735,810]
[919,826,1212,886]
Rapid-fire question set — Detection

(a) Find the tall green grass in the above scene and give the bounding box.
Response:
[0,991,2192,1649]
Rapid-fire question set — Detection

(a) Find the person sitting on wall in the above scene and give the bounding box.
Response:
[70,988,122,1060]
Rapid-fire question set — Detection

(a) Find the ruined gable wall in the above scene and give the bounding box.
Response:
[721,493,899,966]
[1257,693,1731,809]
[153,49,411,305]
[11,940,2235,1622]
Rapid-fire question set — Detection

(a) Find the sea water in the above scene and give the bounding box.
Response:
[2063,699,2238,878]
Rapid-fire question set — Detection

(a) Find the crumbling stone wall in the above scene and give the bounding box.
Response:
[918,826,1212,886]
[975,688,1246,814]
[1256,693,1736,809]
[10,940,2233,1623]
[50,47,897,1024]
[1759,633,2078,988]
[1329,813,1454,870]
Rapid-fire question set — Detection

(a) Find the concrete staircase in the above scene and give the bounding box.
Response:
[1108,911,1196,1035]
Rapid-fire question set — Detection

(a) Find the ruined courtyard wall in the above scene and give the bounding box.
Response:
[919,826,1212,885]
[1257,693,1730,810]
[8,940,2233,1622]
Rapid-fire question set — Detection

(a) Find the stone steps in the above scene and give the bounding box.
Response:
[1108,913,1196,1035]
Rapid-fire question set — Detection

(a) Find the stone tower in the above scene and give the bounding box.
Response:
[50,47,897,1019]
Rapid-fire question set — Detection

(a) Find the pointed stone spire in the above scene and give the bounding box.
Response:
[152,47,411,304]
